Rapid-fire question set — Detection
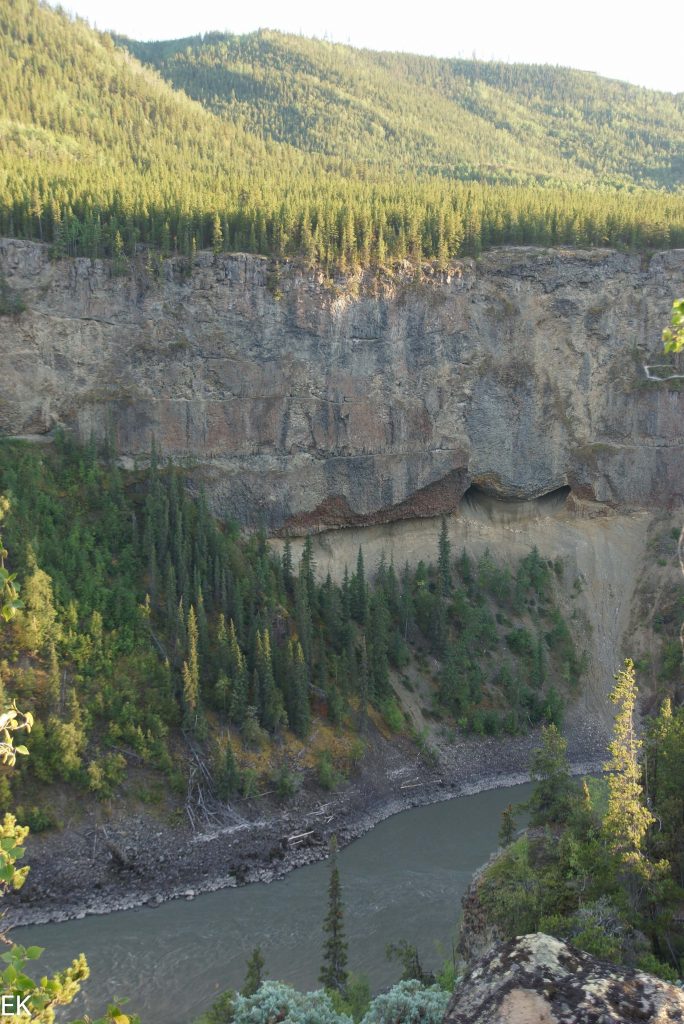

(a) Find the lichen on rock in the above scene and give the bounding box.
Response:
[444,933,684,1023]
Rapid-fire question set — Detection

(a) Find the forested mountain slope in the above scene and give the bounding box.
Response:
[119,30,684,190]
[0,436,588,837]
[0,1,683,267]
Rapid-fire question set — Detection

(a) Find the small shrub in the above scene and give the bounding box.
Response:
[233,981,351,1024]
[272,765,297,801]
[241,768,260,799]
[0,273,26,315]
[86,752,126,798]
[636,952,680,983]
[329,974,371,1023]
[317,750,341,791]
[0,775,12,812]
[15,804,57,833]
[382,697,405,733]
[204,988,236,1024]
[361,980,449,1024]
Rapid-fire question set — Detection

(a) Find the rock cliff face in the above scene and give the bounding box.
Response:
[0,240,682,529]
[444,933,684,1023]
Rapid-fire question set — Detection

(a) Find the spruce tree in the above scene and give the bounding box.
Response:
[319,836,348,994]
[400,562,414,641]
[456,548,473,587]
[256,629,286,733]
[228,621,248,726]
[367,590,390,700]
[350,548,367,625]
[528,724,575,825]
[216,738,240,799]
[438,516,451,593]
[282,538,294,593]
[47,641,61,712]
[289,640,311,738]
[182,605,201,728]
[300,534,317,606]
[242,946,265,997]
[498,804,516,847]
[294,575,314,669]
[603,659,654,865]
[211,212,223,255]
[357,637,369,733]
[215,672,231,715]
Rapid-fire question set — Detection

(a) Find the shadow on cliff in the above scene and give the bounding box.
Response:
[459,485,571,525]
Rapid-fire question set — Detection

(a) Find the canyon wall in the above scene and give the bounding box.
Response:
[0,240,682,530]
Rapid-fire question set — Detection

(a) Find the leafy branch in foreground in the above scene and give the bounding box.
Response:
[0,496,23,624]
[0,495,137,1024]
[662,299,684,354]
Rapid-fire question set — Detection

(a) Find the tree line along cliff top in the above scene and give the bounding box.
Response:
[0,0,682,268]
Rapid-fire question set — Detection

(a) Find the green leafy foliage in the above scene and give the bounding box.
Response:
[232,981,352,1024]
[0,540,137,1024]
[602,659,654,863]
[0,495,23,623]
[663,298,684,353]
[359,980,449,1024]
[527,724,576,825]
[477,661,684,978]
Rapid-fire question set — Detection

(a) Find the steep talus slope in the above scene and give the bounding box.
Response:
[0,240,682,530]
[277,501,658,719]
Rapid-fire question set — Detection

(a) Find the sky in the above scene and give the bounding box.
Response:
[52,0,683,94]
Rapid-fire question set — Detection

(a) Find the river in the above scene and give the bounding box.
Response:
[14,783,531,1024]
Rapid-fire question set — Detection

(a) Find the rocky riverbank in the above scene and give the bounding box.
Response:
[8,718,605,927]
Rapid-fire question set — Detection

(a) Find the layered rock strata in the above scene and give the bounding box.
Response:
[0,241,682,529]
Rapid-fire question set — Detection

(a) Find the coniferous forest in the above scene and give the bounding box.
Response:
[1,434,682,1018]
[1,3,684,1021]
[0,436,581,817]
[0,0,683,270]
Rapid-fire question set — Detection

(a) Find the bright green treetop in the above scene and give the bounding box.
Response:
[602,659,654,865]
[662,298,684,353]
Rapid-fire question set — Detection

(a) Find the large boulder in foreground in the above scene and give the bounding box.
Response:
[444,933,684,1023]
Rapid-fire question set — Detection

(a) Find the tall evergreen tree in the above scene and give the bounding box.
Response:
[603,659,654,865]
[288,640,311,738]
[300,534,317,606]
[282,538,294,594]
[527,723,575,825]
[438,516,451,593]
[182,604,201,728]
[242,947,265,997]
[319,836,348,995]
[350,547,367,625]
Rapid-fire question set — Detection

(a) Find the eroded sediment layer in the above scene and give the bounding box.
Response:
[273,499,656,716]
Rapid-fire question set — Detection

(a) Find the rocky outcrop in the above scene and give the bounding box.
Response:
[457,850,505,965]
[1,240,682,529]
[444,933,684,1023]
